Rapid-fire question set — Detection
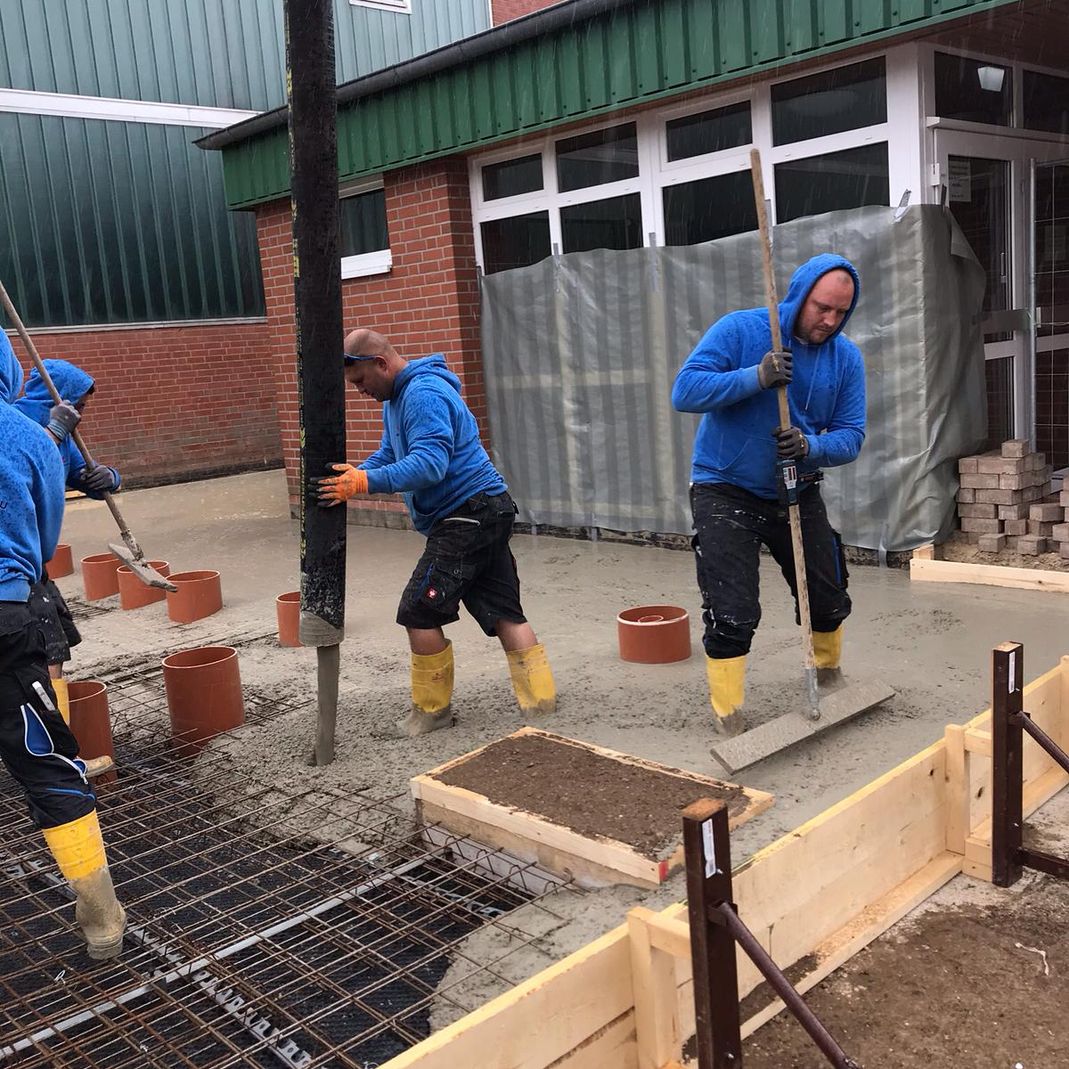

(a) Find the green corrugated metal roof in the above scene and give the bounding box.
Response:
[211,0,1023,209]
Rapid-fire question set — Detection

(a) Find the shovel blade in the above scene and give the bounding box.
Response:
[107,543,178,592]
[710,679,895,775]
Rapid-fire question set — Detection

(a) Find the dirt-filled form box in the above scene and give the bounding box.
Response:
[411,727,773,888]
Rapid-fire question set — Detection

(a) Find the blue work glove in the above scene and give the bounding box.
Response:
[47,401,81,443]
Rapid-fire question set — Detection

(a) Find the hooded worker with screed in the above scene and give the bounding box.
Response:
[315,329,556,737]
[15,359,123,720]
[0,330,126,959]
[672,253,866,737]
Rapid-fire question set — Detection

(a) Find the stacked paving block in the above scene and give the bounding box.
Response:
[1054,486,1069,561]
[957,440,1059,555]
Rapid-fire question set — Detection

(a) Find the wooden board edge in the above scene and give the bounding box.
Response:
[910,556,1069,593]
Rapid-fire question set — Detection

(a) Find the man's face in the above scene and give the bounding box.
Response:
[344,357,392,402]
[794,271,855,345]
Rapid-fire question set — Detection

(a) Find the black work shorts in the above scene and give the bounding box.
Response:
[0,601,95,830]
[397,491,527,637]
[28,575,81,666]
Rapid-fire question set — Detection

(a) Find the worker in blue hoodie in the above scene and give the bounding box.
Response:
[0,331,126,959]
[316,328,556,737]
[672,254,866,736]
[15,359,122,717]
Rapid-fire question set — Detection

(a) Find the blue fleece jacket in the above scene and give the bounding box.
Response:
[672,253,866,500]
[15,359,121,498]
[0,333,66,602]
[359,354,506,534]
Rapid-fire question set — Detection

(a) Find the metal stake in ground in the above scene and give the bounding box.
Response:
[286,0,346,766]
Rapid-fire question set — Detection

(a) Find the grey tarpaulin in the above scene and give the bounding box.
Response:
[480,205,986,552]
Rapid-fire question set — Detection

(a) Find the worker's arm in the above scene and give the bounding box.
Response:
[32,441,66,568]
[672,321,788,412]
[805,347,866,467]
[364,389,453,494]
[67,441,121,499]
[359,426,395,471]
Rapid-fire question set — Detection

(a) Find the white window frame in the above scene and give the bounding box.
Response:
[339,177,392,280]
[349,0,411,13]
[469,45,921,272]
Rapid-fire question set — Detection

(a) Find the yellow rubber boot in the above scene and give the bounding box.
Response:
[706,655,746,736]
[813,626,844,689]
[52,677,70,725]
[42,810,126,960]
[506,644,557,717]
[398,641,456,737]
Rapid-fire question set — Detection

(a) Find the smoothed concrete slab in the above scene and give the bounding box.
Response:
[711,679,896,774]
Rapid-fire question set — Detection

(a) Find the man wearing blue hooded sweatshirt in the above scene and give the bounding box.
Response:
[672,254,865,736]
[317,328,556,737]
[0,331,126,958]
[15,359,123,716]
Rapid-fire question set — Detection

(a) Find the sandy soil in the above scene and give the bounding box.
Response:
[53,471,1069,1045]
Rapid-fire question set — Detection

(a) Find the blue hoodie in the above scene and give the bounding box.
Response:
[15,359,121,498]
[672,253,866,500]
[360,354,506,534]
[0,333,66,602]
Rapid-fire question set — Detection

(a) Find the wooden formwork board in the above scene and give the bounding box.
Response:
[411,727,773,889]
[910,545,1069,593]
[384,655,1069,1069]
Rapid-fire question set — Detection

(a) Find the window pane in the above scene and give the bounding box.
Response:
[560,194,643,254]
[1023,70,1069,135]
[774,143,889,224]
[663,171,757,246]
[339,189,388,256]
[556,124,638,192]
[934,53,1012,126]
[771,58,886,146]
[666,103,752,161]
[481,211,551,275]
[947,157,1010,319]
[984,357,1015,452]
[482,153,543,200]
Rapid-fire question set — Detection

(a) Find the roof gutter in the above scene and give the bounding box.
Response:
[197,0,636,151]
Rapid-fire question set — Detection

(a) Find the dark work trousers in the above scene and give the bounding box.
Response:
[690,482,851,659]
[0,601,95,830]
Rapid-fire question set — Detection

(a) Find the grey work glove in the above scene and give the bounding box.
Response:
[47,401,81,443]
[773,425,809,459]
[82,463,117,492]
[757,349,793,390]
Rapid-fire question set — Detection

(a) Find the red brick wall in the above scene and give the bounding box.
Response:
[11,321,280,487]
[491,0,561,24]
[256,157,483,513]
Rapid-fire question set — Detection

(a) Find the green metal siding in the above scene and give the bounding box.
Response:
[217,0,1022,209]
[0,114,263,326]
[0,0,491,111]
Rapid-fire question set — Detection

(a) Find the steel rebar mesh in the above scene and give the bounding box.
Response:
[1,651,580,1067]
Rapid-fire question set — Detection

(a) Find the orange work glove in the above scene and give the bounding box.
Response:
[317,463,369,506]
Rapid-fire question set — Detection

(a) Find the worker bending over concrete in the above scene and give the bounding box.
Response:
[15,359,123,723]
[0,333,126,958]
[317,329,556,736]
[672,254,867,736]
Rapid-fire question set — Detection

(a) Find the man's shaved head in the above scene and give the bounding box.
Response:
[344,328,394,359]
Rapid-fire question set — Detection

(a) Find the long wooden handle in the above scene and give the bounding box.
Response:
[0,279,139,552]
[749,150,817,680]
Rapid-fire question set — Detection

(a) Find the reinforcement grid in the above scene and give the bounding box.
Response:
[0,661,579,1068]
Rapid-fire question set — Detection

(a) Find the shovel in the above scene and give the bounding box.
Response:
[708,152,893,775]
[0,280,176,593]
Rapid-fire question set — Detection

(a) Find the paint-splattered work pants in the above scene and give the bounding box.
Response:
[0,601,94,829]
[690,482,851,659]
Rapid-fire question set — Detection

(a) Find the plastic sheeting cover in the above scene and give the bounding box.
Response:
[480,205,986,552]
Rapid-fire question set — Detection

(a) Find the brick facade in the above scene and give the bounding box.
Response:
[255,157,483,514]
[491,0,561,24]
[11,321,279,487]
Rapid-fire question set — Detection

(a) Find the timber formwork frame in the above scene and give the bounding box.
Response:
[0,665,582,1067]
[377,648,1069,1069]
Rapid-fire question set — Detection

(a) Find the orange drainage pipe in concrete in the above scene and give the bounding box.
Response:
[47,544,74,578]
[276,592,302,647]
[617,605,692,664]
[68,680,117,786]
[166,570,223,624]
[118,560,171,610]
[162,645,245,756]
[81,553,122,601]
